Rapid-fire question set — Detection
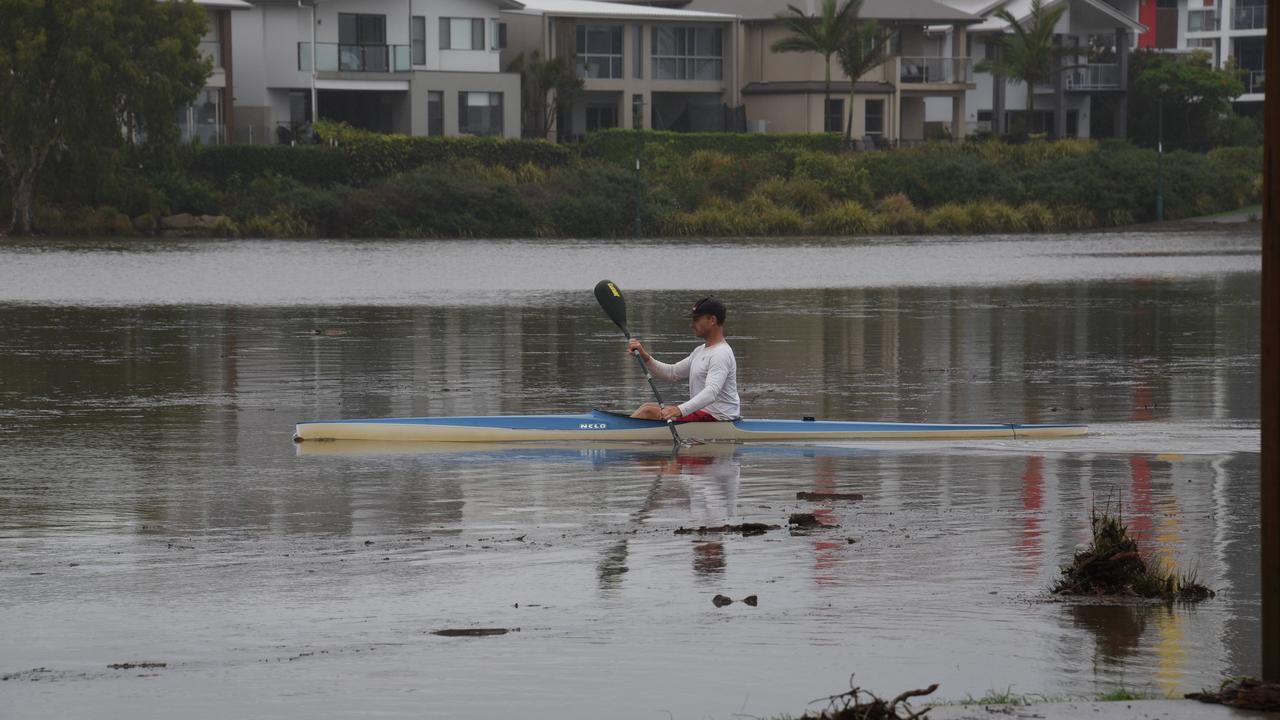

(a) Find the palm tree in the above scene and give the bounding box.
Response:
[836,16,894,146]
[975,0,1076,136]
[772,0,857,132]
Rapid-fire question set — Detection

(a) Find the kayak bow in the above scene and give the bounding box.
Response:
[293,409,1087,443]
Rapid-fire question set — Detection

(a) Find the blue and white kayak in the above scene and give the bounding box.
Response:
[293,409,1087,443]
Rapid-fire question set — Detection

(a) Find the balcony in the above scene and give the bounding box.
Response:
[899,57,973,84]
[1186,9,1219,32]
[298,42,412,73]
[1232,4,1266,29]
[1245,69,1265,94]
[1064,63,1121,90]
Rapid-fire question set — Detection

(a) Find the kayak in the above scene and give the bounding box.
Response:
[293,409,1088,443]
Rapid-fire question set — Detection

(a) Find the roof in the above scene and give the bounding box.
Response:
[965,0,1145,32]
[742,79,896,93]
[649,0,979,23]
[509,0,734,19]
[190,0,253,8]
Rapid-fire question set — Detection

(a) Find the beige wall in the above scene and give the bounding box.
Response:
[744,21,896,85]
[745,91,895,137]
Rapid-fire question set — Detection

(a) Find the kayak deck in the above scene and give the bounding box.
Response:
[294,409,1088,443]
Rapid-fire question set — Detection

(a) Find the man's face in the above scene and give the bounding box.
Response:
[690,314,717,338]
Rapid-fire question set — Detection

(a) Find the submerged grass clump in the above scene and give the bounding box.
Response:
[1052,505,1214,602]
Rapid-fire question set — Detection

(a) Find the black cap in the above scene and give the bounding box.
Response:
[687,296,726,324]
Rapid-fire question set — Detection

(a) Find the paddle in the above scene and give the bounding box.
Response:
[594,279,682,445]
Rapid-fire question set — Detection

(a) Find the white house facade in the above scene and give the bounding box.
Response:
[1172,0,1265,109]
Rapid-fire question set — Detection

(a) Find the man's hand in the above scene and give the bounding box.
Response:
[659,405,682,421]
[627,338,652,362]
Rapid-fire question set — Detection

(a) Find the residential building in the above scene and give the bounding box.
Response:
[227,0,521,143]
[500,0,740,138]
[925,0,1147,139]
[177,0,252,144]
[630,0,983,144]
[1173,0,1265,110]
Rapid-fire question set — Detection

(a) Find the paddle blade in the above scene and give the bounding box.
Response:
[594,279,629,335]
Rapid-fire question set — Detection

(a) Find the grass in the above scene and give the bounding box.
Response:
[957,688,1040,706]
[1096,687,1158,702]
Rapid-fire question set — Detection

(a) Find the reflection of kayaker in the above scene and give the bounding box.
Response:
[627,296,740,424]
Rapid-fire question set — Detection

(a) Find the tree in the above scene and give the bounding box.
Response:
[507,51,584,140]
[772,0,857,132]
[0,0,210,235]
[975,0,1074,135]
[835,14,893,146]
[1127,49,1247,150]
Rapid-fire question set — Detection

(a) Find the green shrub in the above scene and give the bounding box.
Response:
[792,152,871,203]
[754,177,829,214]
[241,208,313,238]
[743,195,806,235]
[966,201,1027,233]
[582,128,844,164]
[673,198,753,236]
[875,193,924,234]
[924,204,972,234]
[1053,205,1096,230]
[812,201,881,236]
[1018,202,1056,232]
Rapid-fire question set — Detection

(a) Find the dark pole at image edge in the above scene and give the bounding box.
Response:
[1262,0,1278,684]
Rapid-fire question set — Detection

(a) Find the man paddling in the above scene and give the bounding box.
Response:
[628,296,741,422]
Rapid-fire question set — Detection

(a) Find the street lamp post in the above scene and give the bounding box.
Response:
[1156,83,1167,222]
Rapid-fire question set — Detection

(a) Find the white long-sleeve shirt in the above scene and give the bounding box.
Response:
[646,342,740,420]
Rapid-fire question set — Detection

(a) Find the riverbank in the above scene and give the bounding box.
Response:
[11,128,1262,239]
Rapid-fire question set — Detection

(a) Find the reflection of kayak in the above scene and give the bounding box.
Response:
[294,409,1087,443]
[294,439,872,459]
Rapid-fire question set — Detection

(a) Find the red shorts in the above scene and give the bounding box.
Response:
[676,410,718,422]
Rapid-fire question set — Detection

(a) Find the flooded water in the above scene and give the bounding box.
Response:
[0,232,1262,719]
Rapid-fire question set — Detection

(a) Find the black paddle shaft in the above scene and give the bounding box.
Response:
[594,280,681,444]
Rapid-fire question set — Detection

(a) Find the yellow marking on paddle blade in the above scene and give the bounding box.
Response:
[607,283,620,297]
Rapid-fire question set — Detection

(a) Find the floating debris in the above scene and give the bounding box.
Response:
[1187,677,1280,711]
[801,676,939,719]
[789,513,833,530]
[1051,507,1214,601]
[108,662,167,670]
[431,628,518,637]
[797,492,864,502]
[674,523,779,537]
[712,594,733,608]
[742,595,758,607]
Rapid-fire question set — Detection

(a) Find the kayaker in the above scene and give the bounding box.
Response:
[627,296,741,422]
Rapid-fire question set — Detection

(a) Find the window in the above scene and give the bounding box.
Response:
[586,105,618,132]
[864,99,884,135]
[412,16,426,65]
[442,18,485,50]
[338,13,388,71]
[459,92,503,136]
[577,25,623,79]
[651,26,723,80]
[824,98,843,133]
[428,91,444,136]
[495,22,507,50]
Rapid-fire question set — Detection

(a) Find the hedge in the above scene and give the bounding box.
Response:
[188,135,572,187]
[580,128,845,164]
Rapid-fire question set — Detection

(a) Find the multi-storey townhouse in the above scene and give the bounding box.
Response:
[623,0,983,145]
[1172,0,1265,112]
[178,1,252,144]
[500,0,740,138]
[925,0,1146,139]
[227,0,521,142]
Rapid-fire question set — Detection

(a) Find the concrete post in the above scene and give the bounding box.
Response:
[1052,35,1066,139]
[990,40,1005,136]
[1116,27,1129,139]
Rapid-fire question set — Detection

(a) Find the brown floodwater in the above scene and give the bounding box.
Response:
[0,232,1262,719]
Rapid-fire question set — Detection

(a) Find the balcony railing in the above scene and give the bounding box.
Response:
[1186,9,1219,32]
[1245,69,1265,94]
[1232,4,1266,29]
[1064,63,1121,90]
[298,42,412,73]
[899,57,973,84]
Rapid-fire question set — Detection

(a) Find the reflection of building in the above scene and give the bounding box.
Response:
[177,1,251,144]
